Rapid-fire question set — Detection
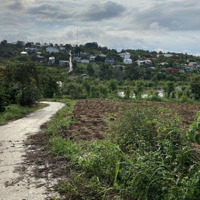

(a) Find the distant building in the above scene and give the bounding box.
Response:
[166,68,179,73]
[123,59,132,64]
[80,60,90,64]
[25,47,38,52]
[105,59,115,65]
[160,62,168,66]
[49,57,55,65]
[119,52,131,60]
[99,54,106,57]
[189,62,198,67]
[59,60,69,66]
[137,60,152,66]
[59,46,65,51]
[89,55,96,62]
[21,51,28,55]
[46,47,59,53]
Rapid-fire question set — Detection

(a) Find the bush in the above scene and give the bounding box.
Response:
[0,94,5,112]
[16,84,39,106]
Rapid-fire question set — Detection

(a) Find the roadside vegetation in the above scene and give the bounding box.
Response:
[0,103,47,125]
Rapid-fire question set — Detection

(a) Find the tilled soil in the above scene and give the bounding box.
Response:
[62,99,200,141]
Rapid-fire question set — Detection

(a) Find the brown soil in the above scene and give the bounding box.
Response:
[62,99,200,141]
[62,99,133,141]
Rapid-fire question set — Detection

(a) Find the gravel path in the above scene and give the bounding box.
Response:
[0,101,65,200]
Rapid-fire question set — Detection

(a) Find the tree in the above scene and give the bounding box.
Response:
[87,64,94,76]
[165,81,175,98]
[6,62,40,106]
[190,76,200,100]
[133,80,145,99]
[125,86,131,99]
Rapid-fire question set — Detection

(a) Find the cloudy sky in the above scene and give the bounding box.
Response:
[1,0,200,54]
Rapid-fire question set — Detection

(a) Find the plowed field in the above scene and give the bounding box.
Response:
[63,99,200,141]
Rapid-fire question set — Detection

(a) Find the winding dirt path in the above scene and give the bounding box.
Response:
[0,101,65,200]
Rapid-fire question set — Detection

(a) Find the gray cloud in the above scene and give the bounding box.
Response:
[131,1,200,31]
[27,4,73,21]
[7,0,23,10]
[80,1,126,21]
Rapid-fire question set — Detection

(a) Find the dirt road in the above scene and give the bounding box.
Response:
[0,101,65,200]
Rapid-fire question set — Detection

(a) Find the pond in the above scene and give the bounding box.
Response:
[118,89,164,98]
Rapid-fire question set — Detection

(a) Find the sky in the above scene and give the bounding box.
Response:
[1,0,200,54]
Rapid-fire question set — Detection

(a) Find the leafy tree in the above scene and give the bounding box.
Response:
[133,80,145,99]
[66,82,84,99]
[125,86,131,99]
[165,81,175,98]
[190,76,200,100]
[108,79,117,92]
[4,62,40,105]
[87,64,94,76]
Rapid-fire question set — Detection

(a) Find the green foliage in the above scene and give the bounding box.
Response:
[46,99,75,136]
[187,111,200,144]
[0,103,46,125]
[164,81,175,98]
[65,82,84,99]
[190,75,200,100]
[133,80,145,99]
[124,86,131,99]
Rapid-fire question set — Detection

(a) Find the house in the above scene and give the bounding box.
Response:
[164,53,173,58]
[37,55,44,62]
[25,47,38,52]
[105,59,115,65]
[59,60,69,66]
[49,57,55,65]
[166,68,179,73]
[119,52,131,60]
[46,47,59,53]
[123,59,132,64]
[137,60,146,66]
[81,60,90,64]
[189,62,198,67]
[21,51,28,55]
[99,54,106,57]
[89,55,96,62]
[160,62,168,66]
[59,46,65,51]
[137,60,152,66]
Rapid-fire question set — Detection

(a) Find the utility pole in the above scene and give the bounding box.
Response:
[77,27,79,46]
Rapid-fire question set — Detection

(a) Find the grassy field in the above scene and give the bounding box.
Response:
[0,103,47,125]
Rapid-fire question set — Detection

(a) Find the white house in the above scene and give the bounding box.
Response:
[21,51,28,55]
[137,60,152,66]
[46,47,59,53]
[89,55,96,62]
[49,57,55,65]
[123,59,132,64]
[119,52,131,60]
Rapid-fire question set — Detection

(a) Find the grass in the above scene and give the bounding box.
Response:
[0,103,47,125]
